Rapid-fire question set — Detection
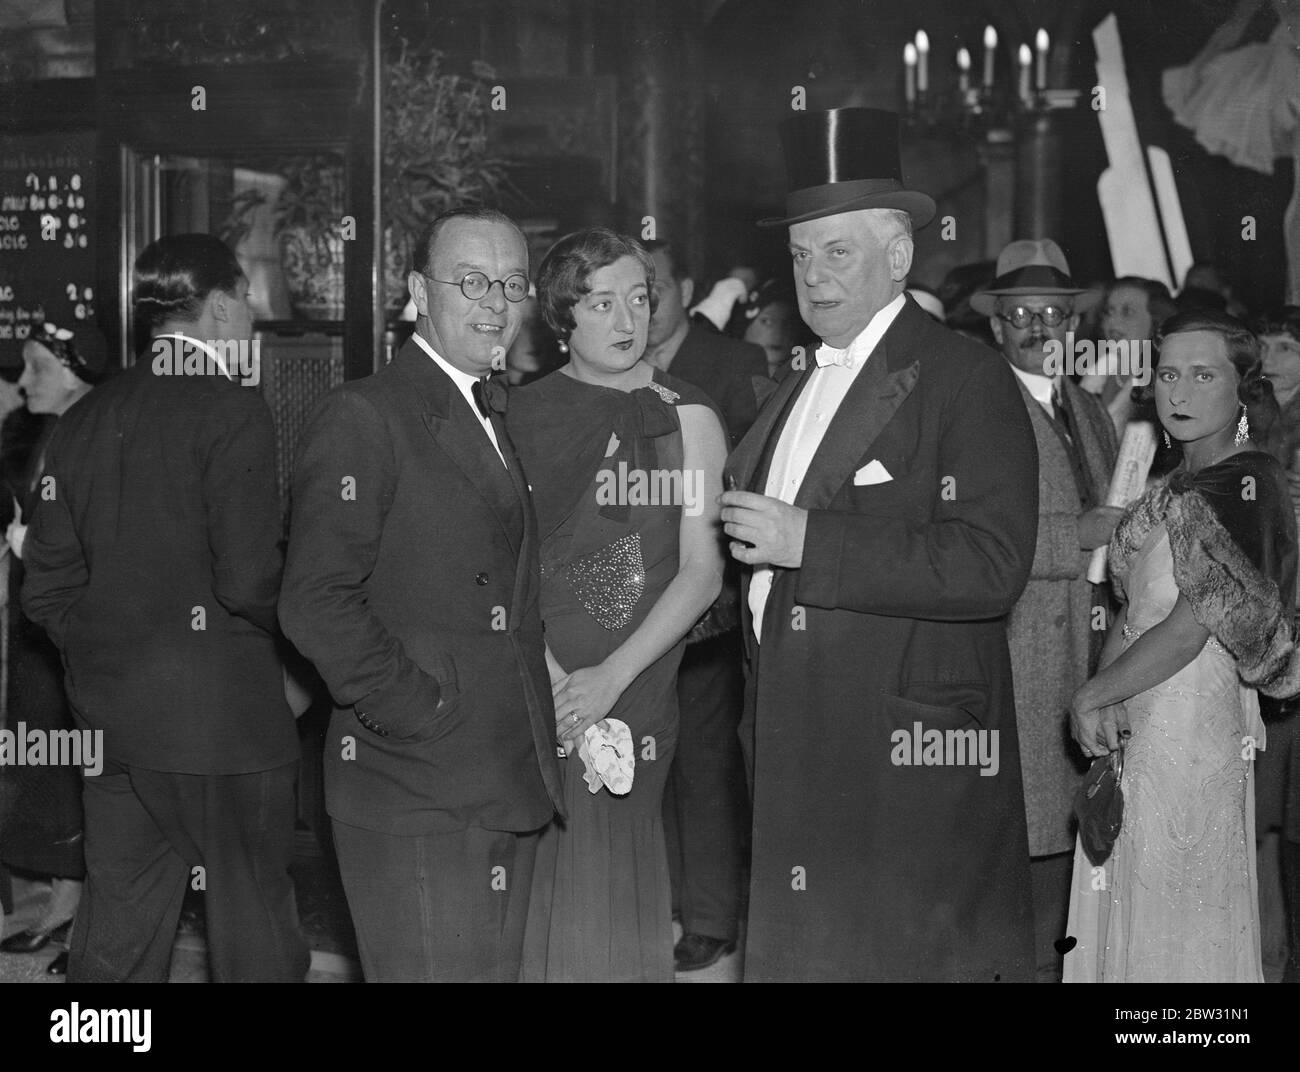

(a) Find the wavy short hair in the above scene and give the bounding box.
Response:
[133,233,245,332]
[536,228,657,340]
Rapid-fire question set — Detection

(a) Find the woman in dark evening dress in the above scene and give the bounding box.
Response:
[0,321,108,974]
[509,229,726,981]
[1066,311,1300,982]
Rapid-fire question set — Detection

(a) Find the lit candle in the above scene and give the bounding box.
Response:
[983,25,997,89]
[904,42,917,104]
[915,30,930,94]
[957,47,971,93]
[1018,43,1032,103]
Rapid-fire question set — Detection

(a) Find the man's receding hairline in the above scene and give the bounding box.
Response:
[424,215,527,272]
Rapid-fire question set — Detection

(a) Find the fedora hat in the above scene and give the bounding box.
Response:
[970,239,1100,315]
[759,108,937,229]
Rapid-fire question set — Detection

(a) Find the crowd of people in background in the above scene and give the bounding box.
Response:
[1,104,1299,983]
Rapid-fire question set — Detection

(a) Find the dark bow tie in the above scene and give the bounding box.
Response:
[472,374,508,419]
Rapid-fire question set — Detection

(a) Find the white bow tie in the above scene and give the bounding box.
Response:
[815,343,855,369]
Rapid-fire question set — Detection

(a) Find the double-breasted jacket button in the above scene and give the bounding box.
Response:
[475,572,489,586]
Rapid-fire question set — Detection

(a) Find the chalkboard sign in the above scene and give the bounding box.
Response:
[0,130,96,364]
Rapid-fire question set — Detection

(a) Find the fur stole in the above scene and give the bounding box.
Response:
[1108,480,1300,699]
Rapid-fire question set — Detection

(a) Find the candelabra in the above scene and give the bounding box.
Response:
[900,25,1080,136]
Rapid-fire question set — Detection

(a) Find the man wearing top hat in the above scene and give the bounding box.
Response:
[973,240,1120,981]
[721,108,1040,981]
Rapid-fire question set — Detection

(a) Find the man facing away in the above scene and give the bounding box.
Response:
[974,238,1121,981]
[22,233,307,982]
[278,207,563,982]
[720,108,1041,981]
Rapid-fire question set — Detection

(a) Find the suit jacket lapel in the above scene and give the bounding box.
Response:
[491,410,538,611]
[394,341,523,555]
[792,334,919,512]
[1060,378,1112,505]
[1015,380,1077,502]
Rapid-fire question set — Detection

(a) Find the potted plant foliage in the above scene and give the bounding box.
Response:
[381,47,507,313]
[223,153,346,320]
[222,47,506,320]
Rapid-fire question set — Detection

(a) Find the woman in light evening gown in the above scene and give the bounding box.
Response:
[508,228,726,981]
[1064,311,1300,982]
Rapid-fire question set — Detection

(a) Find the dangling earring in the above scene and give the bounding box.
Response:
[1163,429,1170,449]
[558,339,568,354]
[1234,404,1249,446]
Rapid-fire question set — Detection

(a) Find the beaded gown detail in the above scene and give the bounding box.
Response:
[1063,527,1263,982]
[1064,452,1297,982]
[509,367,713,982]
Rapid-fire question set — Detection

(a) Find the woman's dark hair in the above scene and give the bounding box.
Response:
[1136,308,1284,463]
[133,233,246,332]
[536,228,656,341]
[1253,305,1300,342]
[1107,276,1176,332]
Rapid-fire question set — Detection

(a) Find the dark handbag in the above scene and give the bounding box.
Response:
[1073,737,1126,867]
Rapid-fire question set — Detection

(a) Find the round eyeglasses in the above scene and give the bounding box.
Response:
[423,271,529,303]
[996,305,1071,329]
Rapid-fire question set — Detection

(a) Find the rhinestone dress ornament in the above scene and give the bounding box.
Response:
[565,532,646,630]
[645,381,680,405]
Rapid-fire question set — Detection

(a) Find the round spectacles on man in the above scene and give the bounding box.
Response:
[424,271,529,303]
[996,304,1071,330]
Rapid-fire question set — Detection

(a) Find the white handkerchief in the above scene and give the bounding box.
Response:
[605,432,620,458]
[577,718,635,795]
[853,459,893,486]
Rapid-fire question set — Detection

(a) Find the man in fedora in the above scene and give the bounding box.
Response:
[973,239,1121,981]
[721,108,1040,981]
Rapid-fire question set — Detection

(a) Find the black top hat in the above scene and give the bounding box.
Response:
[759,108,937,229]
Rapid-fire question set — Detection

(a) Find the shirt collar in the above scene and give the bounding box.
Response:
[1009,363,1060,410]
[817,292,907,369]
[154,332,234,381]
[411,332,483,394]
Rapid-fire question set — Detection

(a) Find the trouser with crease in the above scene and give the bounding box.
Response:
[69,757,308,983]
[332,819,541,982]
[664,631,749,944]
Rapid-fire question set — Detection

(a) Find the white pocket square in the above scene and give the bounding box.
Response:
[853,460,893,486]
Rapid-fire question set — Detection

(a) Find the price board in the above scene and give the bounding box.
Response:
[0,130,96,363]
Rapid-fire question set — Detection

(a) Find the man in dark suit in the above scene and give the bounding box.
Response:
[278,207,563,982]
[973,239,1121,981]
[643,240,771,450]
[22,233,307,982]
[720,109,1040,981]
[642,239,768,971]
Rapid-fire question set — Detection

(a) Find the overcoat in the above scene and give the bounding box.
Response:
[1005,377,1117,856]
[728,296,1039,981]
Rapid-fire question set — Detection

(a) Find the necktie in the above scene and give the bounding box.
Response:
[1051,387,1074,442]
[814,343,854,369]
